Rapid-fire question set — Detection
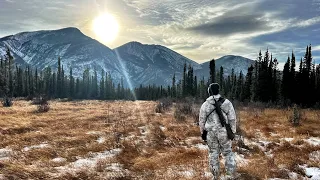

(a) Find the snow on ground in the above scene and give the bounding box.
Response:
[280,137,294,142]
[159,125,166,131]
[193,143,208,150]
[138,126,148,135]
[23,143,50,151]
[235,152,249,167]
[305,166,320,179]
[55,148,122,173]
[298,165,320,179]
[177,170,194,178]
[96,137,106,144]
[51,157,67,163]
[86,131,104,135]
[104,163,123,172]
[288,172,299,179]
[0,148,12,161]
[305,137,320,146]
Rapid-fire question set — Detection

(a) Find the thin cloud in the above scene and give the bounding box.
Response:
[187,14,269,36]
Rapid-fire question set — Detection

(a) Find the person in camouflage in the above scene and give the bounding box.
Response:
[199,83,237,180]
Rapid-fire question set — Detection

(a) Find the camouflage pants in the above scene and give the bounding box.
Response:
[207,128,236,179]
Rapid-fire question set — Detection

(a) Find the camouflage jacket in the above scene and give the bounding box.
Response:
[199,94,237,134]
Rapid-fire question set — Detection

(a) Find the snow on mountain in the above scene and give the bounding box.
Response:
[196,55,255,78]
[0,27,124,83]
[0,27,254,87]
[114,41,201,85]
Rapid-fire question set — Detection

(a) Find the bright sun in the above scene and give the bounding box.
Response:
[93,13,119,43]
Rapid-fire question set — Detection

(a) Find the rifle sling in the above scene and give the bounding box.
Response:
[204,97,226,126]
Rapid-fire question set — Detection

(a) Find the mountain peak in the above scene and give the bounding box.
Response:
[57,27,82,33]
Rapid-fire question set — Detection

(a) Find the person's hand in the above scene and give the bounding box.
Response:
[201,130,207,142]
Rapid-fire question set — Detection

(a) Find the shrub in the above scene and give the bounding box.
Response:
[155,98,173,113]
[37,97,50,113]
[176,103,192,115]
[174,108,185,122]
[191,109,199,125]
[290,104,300,126]
[26,95,34,101]
[2,97,13,107]
[155,102,163,113]
[32,96,43,105]
[160,98,173,110]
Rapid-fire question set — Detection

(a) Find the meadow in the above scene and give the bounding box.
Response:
[0,100,319,179]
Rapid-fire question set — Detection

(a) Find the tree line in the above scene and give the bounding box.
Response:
[0,49,131,100]
[0,45,319,107]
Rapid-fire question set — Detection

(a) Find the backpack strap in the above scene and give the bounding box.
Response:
[204,97,227,125]
[217,97,227,115]
[218,97,225,104]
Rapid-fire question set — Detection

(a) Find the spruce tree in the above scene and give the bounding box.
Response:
[282,56,291,102]
[289,51,296,102]
[57,57,62,98]
[243,65,254,101]
[182,62,187,96]
[99,70,105,99]
[209,58,216,83]
[219,66,224,94]
[172,73,176,98]
[69,67,74,99]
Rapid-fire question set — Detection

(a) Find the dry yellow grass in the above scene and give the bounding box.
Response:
[0,100,318,179]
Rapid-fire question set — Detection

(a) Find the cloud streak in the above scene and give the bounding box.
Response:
[187,14,268,36]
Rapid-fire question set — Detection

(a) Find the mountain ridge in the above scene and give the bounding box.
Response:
[0,27,255,86]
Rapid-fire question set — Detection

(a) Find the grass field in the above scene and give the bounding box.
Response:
[0,100,319,179]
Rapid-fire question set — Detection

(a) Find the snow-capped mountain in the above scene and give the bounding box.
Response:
[196,55,255,78]
[0,27,254,87]
[114,41,201,85]
[0,27,124,84]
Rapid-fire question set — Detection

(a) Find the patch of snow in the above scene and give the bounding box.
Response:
[269,132,278,137]
[138,126,148,135]
[96,137,106,144]
[51,157,67,163]
[23,143,49,151]
[256,140,272,152]
[55,148,122,172]
[105,163,123,172]
[280,138,294,142]
[159,126,166,131]
[177,170,194,178]
[73,149,121,169]
[204,171,212,177]
[288,172,299,179]
[305,137,320,146]
[0,148,12,161]
[235,152,249,167]
[305,167,320,179]
[86,131,104,135]
[193,144,208,150]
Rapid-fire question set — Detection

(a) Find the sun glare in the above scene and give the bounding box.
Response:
[93,13,119,43]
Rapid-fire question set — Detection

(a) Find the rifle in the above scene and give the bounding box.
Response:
[213,98,235,140]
